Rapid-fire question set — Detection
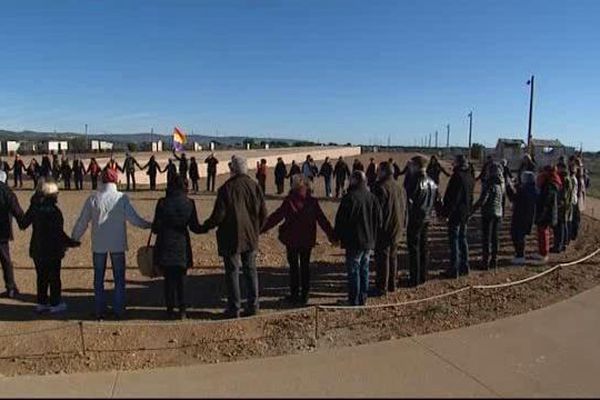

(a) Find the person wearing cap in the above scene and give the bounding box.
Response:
[441,154,475,278]
[0,170,25,299]
[19,179,80,314]
[204,152,219,192]
[372,161,405,295]
[334,170,382,306]
[71,168,152,320]
[200,155,267,318]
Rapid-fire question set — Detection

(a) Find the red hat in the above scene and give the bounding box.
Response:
[102,168,119,184]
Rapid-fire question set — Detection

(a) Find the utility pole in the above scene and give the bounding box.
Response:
[150,128,154,151]
[468,111,473,153]
[446,124,450,148]
[526,75,535,156]
[435,130,438,148]
[428,133,432,148]
[387,134,391,148]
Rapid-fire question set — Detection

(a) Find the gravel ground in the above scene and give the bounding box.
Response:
[1,152,599,376]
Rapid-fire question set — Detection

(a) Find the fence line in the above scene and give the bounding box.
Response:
[2,246,599,361]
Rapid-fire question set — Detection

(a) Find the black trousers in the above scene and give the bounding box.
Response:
[34,258,62,306]
[481,215,501,263]
[126,170,136,191]
[74,175,84,190]
[286,247,312,298]
[407,217,429,287]
[0,242,17,291]
[258,177,266,193]
[149,174,157,191]
[63,177,71,190]
[375,243,398,293]
[276,180,285,195]
[13,173,23,188]
[571,207,581,241]
[163,266,186,312]
[223,251,258,312]
[191,179,199,192]
[207,172,216,192]
[91,175,98,190]
[335,178,346,197]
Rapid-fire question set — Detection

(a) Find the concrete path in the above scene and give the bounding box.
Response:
[3,285,600,398]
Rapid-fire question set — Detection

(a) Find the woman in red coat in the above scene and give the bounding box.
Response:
[261,175,335,305]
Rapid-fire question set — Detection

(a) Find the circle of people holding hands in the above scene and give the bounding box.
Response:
[0,150,590,321]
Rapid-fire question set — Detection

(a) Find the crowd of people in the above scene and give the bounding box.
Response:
[0,150,591,321]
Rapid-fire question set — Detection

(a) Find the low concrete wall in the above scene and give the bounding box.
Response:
[88,146,361,185]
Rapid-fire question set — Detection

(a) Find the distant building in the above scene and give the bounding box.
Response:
[531,138,575,167]
[90,140,114,152]
[1,140,21,155]
[495,138,525,170]
[193,142,202,152]
[152,140,164,152]
[39,140,69,154]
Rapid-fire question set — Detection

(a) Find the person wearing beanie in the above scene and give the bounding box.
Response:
[19,180,80,313]
[71,168,152,320]
[372,161,405,295]
[441,154,475,278]
[0,169,25,299]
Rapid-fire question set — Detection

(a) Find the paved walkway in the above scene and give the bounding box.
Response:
[2,284,600,398]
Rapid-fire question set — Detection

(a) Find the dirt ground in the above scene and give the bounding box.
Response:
[1,151,599,377]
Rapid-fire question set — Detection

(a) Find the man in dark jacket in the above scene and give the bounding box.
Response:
[274,157,287,195]
[372,162,405,295]
[365,158,378,191]
[12,155,26,189]
[41,154,52,178]
[152,175,202,319]
[406,156,437,287]
[334,171,382,306]
[442,154,475,278]
[0,171,25,298]
[287,160,301,188]
[333,156,351,198]
[60,157,72,190]
[165,159,178,185]
[534,166,561,264]
[201,155,267,318]
[123,153,142,191]
[173,151,189,181]
[319,157,334,198]
[205,153,219,192]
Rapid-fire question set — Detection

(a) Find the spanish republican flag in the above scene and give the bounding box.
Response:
[172,126,187,151]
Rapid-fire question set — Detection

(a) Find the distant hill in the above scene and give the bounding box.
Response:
[0,129,318,147]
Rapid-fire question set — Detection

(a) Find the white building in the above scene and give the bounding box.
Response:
[151,140,164,152]
[90,140,114,151]
[193,142,202,152]
[40,141,69,153]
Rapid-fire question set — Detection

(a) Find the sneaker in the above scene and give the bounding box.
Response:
[35,304,50,313]
[511,257,526,265]
[49,302,67,314]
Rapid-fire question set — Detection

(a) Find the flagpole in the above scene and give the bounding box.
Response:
[526,75,535,156]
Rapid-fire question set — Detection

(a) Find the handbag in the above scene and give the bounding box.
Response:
[137,231,162,278]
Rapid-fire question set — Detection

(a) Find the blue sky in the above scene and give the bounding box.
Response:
[1,0,599,149]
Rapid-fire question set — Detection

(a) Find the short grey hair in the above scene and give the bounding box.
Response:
[350,170,366,186]
[230,155,248,175]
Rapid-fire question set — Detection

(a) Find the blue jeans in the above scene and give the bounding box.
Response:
[345,249,370,306]
[93,252,126,317]
[324,177,332,197]
[223,251,259,312]
[448,223,469,276]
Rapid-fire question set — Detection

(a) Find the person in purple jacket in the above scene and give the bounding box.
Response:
[261,175,336,305]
